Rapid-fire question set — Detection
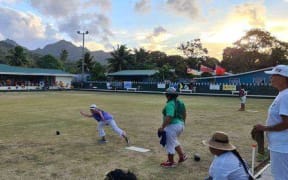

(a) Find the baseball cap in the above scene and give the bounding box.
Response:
[165,87,178,94]
[265,65,288,78]
[89,104,97,110]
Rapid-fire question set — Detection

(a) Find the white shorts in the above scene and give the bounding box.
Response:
[270,151,288,180]
[240,96,246,104]
[164,123,184,154]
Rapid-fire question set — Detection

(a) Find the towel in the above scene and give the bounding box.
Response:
[157,130,166,147]
[251,127,264,155]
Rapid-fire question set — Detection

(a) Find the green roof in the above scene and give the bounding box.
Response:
[0,64,74,76]
[108,70,158,76]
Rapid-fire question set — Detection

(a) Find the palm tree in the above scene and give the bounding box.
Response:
[133,48,152,69]
[107,45,133,72]
[77,52,95,73]
[6,46,29,66]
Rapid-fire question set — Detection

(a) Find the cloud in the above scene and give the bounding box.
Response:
[146,26,169,44]
[29,0,114,49]
[232,2,266,28]
[30,0,111,18]
[134,0,151,13]
[166,0,200,19]
[0,7,58,49]
[142,26,173,51]
[29,0,80,18]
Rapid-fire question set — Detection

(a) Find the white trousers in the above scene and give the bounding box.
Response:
[97,119,124,137]
[164,124,184,154]
[240,96,246,104]
[270,151,288,180]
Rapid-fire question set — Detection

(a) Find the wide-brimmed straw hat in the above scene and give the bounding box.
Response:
[203,131,236,151]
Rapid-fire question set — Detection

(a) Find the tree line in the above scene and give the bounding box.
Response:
[2,29,288,81]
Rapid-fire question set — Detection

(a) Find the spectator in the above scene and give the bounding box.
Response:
[158,87,187,168]
[238,85,247,111]
[203,131,253,180]
[253,64,288,180]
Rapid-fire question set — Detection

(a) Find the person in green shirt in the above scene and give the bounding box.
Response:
[158,87,187,168]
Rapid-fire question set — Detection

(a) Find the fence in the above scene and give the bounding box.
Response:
[72,81,278,96]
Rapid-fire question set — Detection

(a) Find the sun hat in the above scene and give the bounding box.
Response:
[264,65,288,78]
[203,131,236,151]
[89,104,97,110]
[165,87,178,94]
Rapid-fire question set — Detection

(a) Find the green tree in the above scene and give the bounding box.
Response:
[178,38,208,60]
[6,46,29,66]
[77,52,95,73]
[60,49,68,63]
[90,62,106,80]
[107,45,133,72]
[132,48,152,69]
[222,29,288,73]
[37,54,63,69]
[149,51,167,67]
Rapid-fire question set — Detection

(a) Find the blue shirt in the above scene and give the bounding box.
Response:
[92,110,113,121]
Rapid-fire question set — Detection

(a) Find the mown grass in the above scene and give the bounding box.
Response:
[0,91,272,180]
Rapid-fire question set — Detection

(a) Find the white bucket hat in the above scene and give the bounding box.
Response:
[265,65,288,78]
[89,104,97,110]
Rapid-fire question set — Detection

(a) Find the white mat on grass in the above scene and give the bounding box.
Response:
[247,110,259,113]
[125,146,150,152]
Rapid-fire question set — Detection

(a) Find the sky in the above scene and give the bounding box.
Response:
[0,0,287,60]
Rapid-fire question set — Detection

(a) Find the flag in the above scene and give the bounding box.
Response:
[215,65,226,76]
[187,68,201,75]
[200,65,213,73]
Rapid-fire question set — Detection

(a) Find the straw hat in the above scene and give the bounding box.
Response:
[203,131,236,151]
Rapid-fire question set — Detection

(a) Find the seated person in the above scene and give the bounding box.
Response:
[203,131,253,180]
[104,169,137,180]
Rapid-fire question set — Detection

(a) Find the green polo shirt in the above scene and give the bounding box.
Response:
[162,99,184,125]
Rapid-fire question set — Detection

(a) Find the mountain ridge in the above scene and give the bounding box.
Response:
[0,39,111,65]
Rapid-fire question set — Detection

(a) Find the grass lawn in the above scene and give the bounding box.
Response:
[0,91,273,180]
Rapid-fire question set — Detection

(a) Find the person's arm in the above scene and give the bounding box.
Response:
[254,115,288,132]
[95,110,105,121]
[160,116,172,130]
[80,110,93,118]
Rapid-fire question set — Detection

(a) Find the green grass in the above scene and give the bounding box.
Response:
[0,91,272,179]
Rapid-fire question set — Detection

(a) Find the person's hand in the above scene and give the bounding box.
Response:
[253,124,266,131]
[158,127,164,132]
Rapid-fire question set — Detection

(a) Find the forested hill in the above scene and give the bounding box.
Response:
[0,39,111,65]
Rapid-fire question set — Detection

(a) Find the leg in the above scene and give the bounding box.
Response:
[97,121,106,141]
[160,124,183,167]
[107,119,124,137]
[107,119,129,145]
[174,125,187,163]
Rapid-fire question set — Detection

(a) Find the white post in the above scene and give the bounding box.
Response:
[251,144,257,176]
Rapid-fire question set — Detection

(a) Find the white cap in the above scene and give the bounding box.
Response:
[165,87,178,94]
[265,65,288,78]
[89,104,97,110]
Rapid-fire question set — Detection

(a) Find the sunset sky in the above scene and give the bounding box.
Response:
[0,0,287,60]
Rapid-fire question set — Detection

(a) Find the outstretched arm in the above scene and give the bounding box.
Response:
[80,110,93,118]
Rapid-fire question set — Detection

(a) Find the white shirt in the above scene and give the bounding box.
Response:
[266,88,288,153]
[209,152,249,180]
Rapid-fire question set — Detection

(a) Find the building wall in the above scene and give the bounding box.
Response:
[195,69,271,85]
[56,76,73,88]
